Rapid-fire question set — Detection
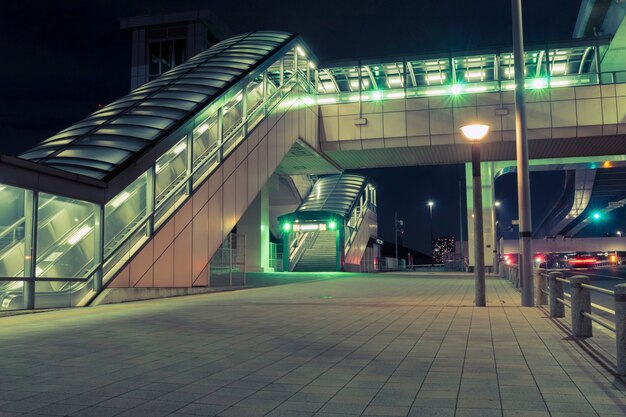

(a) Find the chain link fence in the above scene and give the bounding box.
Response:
[209,233,246,287]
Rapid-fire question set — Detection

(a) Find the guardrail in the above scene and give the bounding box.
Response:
[500,263,521,288]
[405,264,445,272]
[534,270,626,376]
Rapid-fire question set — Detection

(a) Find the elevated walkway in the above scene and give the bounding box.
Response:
[0,31,319,310]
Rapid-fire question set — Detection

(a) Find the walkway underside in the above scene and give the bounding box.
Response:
[1,273,624,416]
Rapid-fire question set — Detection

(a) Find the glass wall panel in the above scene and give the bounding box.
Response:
[36,193,96,279]
[408,59,450,88]
[222,91,243,139]
[283,49,296,81]
[454,55,496,83]
[296,46,308,77]
[154,185,188,229]
[0,185,26,275]
[266,59,282,94]
[193,113,219,170]
[103,221,150,283]
[246,74,264,114]
[104,173,148,258]
[0,185,26,310]
[155,137,188,207]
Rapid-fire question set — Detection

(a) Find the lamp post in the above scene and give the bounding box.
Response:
[512,0,534,307]
[428,201,434,265]
[461,124,490,307]
[494,201,501,274]
[394,212,403,269]
[458,181,465,271]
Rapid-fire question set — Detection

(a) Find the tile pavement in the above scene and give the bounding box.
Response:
[0,272,625,416]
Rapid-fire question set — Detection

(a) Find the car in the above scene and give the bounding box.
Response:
[567,252,598,268]
[534,252,568,269]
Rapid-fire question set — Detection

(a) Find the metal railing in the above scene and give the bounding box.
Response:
[209,233,246,287]
[288,231,317,272]
[535,270,626,376]
[269,242,283,272]
[500,262,521,288]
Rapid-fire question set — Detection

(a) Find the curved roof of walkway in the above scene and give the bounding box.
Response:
[297,174,367,218]
[19,31,295,181]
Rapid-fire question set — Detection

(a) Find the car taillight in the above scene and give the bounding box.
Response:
[570,258,597,264]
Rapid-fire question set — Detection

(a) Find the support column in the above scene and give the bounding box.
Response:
[93,205,104,293]
[23,190,38,310]
[238,185,270,272]
[466,162,495,271]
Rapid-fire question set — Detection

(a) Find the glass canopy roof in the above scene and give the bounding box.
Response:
[316,42,604,100]
[297,174,367,218]
[19,31,295,181]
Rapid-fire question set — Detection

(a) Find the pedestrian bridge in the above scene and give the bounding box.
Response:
[1,29,626,310]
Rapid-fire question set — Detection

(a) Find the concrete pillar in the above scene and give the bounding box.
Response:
[569,275,592,337]
[534,269,547,305]
[548,272,565,318]
[238,185,270,272]
[466,161,495,270]
[615,284,626,375]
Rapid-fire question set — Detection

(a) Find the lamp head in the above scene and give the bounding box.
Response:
[460,124,490,141]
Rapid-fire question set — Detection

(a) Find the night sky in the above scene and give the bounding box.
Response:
[1,0,622,254]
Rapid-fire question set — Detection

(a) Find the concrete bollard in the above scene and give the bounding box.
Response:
[548,272,565,318]
[569,276,592,337]
[534,270,547,305]
[615,284,626,376]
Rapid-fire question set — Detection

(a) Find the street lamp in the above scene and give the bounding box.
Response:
[461,123,490,307]
[511,0,534,307]
[428,201,434,265]
[494,201,502,275]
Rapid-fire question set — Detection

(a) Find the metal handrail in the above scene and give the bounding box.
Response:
[581,283,614,296]
[581,311,616,332]
[0,277,88,282]
[534,269,626,375]
[288,231,317,272]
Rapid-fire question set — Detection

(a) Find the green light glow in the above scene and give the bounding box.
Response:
[592,212,601,220]
[283,223,291,232]
[328,221,337,230]
[450,84,462,95]
[531,78,548,89]
[371,91,382,100]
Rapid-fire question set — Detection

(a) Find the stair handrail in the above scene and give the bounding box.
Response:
[345,203,373,255]
[289,231,318,272]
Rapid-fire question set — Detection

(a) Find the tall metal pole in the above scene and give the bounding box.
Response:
[429,205,434,265]
[512,0,534,306]
[458,181,465,270]
[394,211,398,267]
[472,144,486,306]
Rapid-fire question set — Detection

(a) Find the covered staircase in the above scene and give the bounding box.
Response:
[292,231,337,272]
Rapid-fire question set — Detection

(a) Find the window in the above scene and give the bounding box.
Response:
[149,39,186,80]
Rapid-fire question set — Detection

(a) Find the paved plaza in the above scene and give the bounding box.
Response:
[1,273,625,417]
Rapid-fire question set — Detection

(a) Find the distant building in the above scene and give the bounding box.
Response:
[380,240,431,265]
[432,236,455,264]
[121,10,231,90]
